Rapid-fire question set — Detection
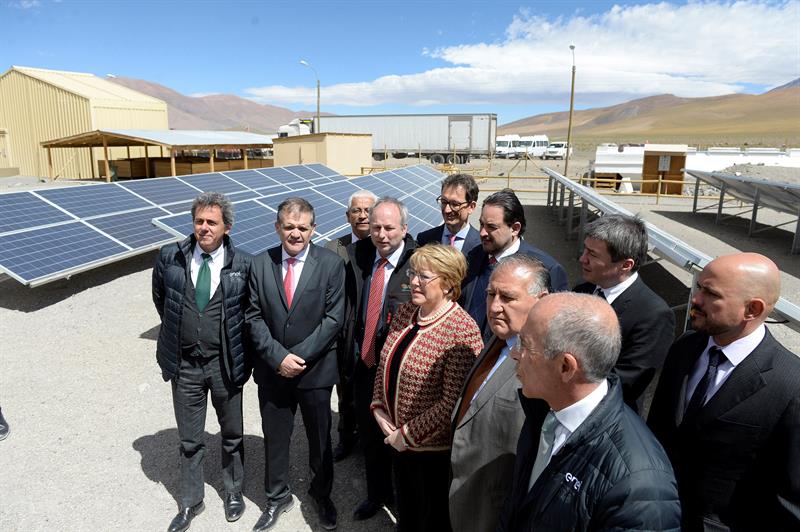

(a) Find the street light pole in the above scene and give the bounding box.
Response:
[564,44,576,178]
[300,59,320,134]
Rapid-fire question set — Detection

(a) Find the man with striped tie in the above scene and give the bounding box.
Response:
[246,197,345,531]
[153,192,252,532]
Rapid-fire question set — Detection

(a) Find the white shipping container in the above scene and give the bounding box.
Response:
[316,114,497,163]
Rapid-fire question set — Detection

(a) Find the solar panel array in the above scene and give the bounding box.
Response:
[152,165,445,256]
[0,164,445,287]
[685,169,800,254]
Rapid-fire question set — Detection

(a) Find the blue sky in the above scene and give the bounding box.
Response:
[3,0,798,125]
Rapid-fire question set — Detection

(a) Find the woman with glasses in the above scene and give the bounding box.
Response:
[370,244,483,532]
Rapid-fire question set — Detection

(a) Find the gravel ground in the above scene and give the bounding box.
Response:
[1,152,797,531]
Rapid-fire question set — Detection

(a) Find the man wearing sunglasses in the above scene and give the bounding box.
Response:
[417,173,481,257]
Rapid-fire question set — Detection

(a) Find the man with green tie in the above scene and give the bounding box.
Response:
[153,192,252,532]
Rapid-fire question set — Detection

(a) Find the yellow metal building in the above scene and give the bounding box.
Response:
[0,66,168,179]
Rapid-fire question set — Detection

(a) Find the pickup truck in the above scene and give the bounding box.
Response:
[543,142,573,160]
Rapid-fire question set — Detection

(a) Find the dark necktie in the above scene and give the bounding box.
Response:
[361,258,389,368]
[467,256,498,332]
[195,253,211,311]
[683,346,724,422]
[594,287,606,300]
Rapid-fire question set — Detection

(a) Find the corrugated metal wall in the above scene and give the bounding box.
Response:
[0,69,169,179]
[0,70,91,178]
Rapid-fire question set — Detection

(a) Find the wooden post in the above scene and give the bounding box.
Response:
[126,145,131,160]
[242,148,248,169]
[160,146,164,158]
[210,147,215,172]
[144,145,150,178]
[102,136,111,183]
[89,147,96,179]
[47,147,54,181]
[170,149,176,177]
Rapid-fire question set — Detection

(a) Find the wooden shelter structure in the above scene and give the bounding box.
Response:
[40,129,276,182]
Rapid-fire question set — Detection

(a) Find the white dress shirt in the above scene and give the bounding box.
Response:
[596,272,639,305]
[685,324,766,405]
[281,243,311,294]
[191,243,225,297]
[493,237,521,262]
[372,241,405,305]
[442,224,472,252]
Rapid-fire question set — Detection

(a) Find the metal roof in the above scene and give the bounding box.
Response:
[41,129,277,149]
[5,66,165,105]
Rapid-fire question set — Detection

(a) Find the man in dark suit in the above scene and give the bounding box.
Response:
[499,293,680,531]
[449,254,550,532]
[648,252,800,531]
[246,197,345,531]
[325,189,377,462]
[417,173,480,256]
[348,197,417,521]
[460,188,568,339]
[152,192,251,532]
[573,214,675,414]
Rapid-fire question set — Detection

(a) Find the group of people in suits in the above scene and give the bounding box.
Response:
[151,172,799,532]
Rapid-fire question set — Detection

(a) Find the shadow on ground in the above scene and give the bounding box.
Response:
[0,250,158,312]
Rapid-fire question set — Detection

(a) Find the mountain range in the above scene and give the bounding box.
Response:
[499,79,800,145]
[110,76,799,145]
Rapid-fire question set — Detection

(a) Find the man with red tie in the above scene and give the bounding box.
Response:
[246,197,345,531]
[347,197,417,521]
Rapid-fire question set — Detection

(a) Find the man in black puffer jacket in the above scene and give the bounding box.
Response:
[153,192,252,532]
[498,292,680,532]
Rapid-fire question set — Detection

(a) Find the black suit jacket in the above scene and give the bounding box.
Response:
[460,239,568,337]
[648,329,800,531]
[326,234,356,379]
[575,275,676,414]
[245,243,346,389]
[348,234,417,367]
[417,224,481,256]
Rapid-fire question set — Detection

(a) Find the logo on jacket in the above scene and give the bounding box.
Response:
[565,472,582,491]
[227,272,244,279]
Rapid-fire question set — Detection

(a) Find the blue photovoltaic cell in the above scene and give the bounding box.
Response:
[0,192,74,234]
[285,165,331,182]
[229,189,262,202]
[36,184,152,218]
[306,163,339,178]
[88,207,177,249]
[179,173,249,194]
[222,169,281,190]
[387,168,424,189]
[0,222,128,283]
[228,201,282,255]
[119,178,202,204]
[259,167,307,187]
[162,200,195,215]
[315,180,362,206]
[356,175,403,198]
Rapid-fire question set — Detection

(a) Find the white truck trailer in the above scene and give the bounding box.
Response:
[312,114,497,164]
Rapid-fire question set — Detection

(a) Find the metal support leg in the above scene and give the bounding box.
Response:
[692,177,700,213]
[793,214,800,255]
[557,184,566,224]
[547,176,554,208]
[716,184,726,224]
[576,202,588,257]
[567,190,575,239]
[748,190,760,236]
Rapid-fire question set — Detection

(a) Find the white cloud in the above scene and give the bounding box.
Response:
[9,0,42,8]
[189,92,220,98]
[245,1,800,107]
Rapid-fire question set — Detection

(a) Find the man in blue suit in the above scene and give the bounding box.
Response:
[460,188,568,339]
[416,173,480,256]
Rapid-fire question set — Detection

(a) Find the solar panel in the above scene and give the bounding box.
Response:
[35,184,152,218]
[152,164,448,257]
[0,192,74,234]
[0,163,349,286]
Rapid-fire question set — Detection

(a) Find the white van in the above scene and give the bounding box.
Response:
[512,135,549,158]
[543,141,573,160]
[495,134,520,158]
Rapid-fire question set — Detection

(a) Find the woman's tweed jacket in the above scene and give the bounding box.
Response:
[371,301,483,451]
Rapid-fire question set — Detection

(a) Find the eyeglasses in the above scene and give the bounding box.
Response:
[348,207,370,215]
[406,268,439,285]
[436,196,471,212]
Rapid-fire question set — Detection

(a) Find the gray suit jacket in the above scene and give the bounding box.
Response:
[449,336,526,532]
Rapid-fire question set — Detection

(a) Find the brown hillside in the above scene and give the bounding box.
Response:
[108,77,325,134]
[500,85,800,145]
